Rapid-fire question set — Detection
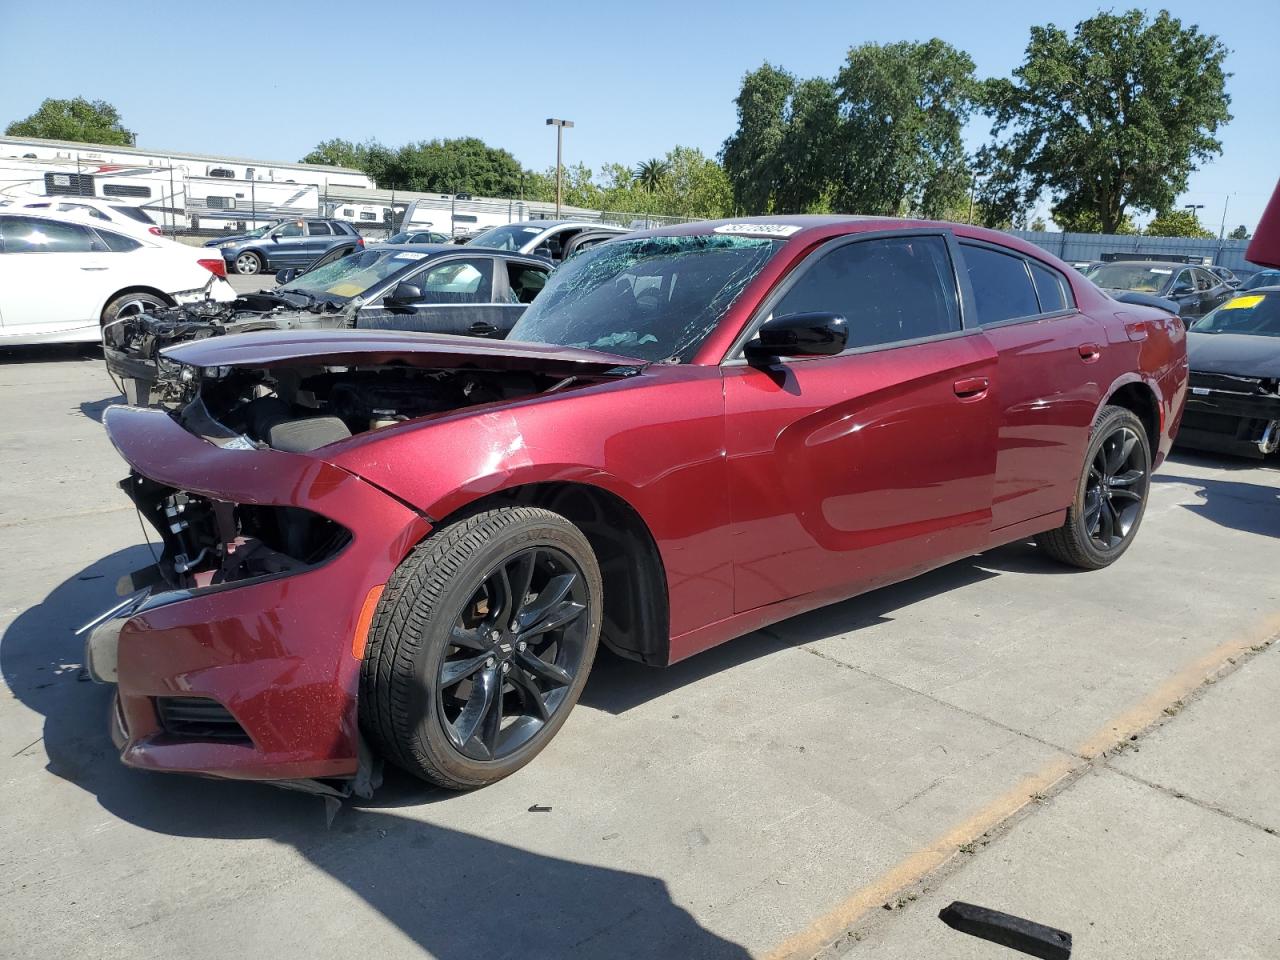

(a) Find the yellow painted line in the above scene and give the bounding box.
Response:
[761,615,1280,960]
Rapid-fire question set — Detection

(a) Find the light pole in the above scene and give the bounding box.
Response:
[546,118,574,218]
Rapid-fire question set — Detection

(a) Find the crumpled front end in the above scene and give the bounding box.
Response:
[102,296,349,406]
[88,403,431,784]
[1180,371,1280,458]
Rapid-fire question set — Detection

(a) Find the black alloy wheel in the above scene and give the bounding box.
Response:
[1082,424,1147,550]
[360,506,602,790]
[438,546,590,761]
[1037,405,1152,569]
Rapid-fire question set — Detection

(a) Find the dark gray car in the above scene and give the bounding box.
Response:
[206,218,363,275]
[1090,260,1233,320]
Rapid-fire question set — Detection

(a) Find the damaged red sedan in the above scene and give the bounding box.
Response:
[86,217,1187,792]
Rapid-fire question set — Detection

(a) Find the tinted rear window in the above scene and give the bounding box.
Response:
[111,205,155,225]
[963,244,1039,324]
[1030,261,1071,313]
[95,229,142,252]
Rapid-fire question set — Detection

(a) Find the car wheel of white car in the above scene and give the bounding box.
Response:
[102,291,170,328]
[234,252,263,275]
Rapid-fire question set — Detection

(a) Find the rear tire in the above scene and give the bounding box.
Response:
[233,251,263,275]
[101,291,169,329]
[360,506,602,790]
[1037,405,1152,569]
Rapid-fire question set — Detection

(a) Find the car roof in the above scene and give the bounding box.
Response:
[619,214,1068,263]
[0,206,160,240]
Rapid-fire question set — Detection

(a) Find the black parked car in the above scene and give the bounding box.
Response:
[105,245,554,404]
[1090,260,1233,321]
[205,218,364,275]
[1178,287,1280,458]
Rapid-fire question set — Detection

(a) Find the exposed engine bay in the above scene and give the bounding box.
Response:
[174,362,574,452]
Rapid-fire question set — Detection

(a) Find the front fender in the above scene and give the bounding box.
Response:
[325,369,734,638]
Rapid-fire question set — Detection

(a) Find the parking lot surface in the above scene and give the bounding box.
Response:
[1,345,1277,959]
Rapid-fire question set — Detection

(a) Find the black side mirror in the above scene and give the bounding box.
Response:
[386,281,423,306]
[275,268,297,284]
[1171,282,1194,296]
[744,312,848,363]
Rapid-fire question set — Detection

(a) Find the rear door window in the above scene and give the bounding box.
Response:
[506,262,551,304]
[962,244,1040,324]
[1029,261,1072,313]
[94,229,142,252]
[772,235,960,349]
[307,222,333,236]
[0,216,97,253]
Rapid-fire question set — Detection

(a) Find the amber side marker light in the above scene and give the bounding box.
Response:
[352,584,386,659]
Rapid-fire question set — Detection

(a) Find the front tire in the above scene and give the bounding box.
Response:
[1037,405,1152,569]
[233,251,263,275]
[360,506,602,790]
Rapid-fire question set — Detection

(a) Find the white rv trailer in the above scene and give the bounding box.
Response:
[0,135,370,229]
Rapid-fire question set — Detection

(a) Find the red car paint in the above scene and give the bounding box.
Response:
[98,216,1187,784]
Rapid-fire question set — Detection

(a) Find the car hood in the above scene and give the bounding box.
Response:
[161,328,646,377]
[205,234,252,246]
[1187,332,1280,377]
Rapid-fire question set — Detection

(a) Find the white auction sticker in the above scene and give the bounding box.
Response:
[393,252,428,260]
[713,223,802,237]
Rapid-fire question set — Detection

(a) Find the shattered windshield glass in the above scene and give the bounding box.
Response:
[281,249,422,303]
[509,234,783,362]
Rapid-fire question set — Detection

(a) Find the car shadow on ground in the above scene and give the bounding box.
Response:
[0,547,751,959]
[1153,470,1280,538]
[579,542,1060,716]
[0,342,101,364]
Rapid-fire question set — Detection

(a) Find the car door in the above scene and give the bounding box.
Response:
[722,231,999,612]
[1194,267,1231,315]
[958,240,1106,530]
[487,258,552,337]
[267,220,307,268]
[356,256,498,336]
[1165,268,1200,317]
[0,216,109,336]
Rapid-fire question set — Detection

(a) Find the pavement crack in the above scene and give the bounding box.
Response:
[1104,765,1280,839]
[794,643,1074,759]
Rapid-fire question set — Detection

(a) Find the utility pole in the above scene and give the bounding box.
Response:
[546,118,574,218]
[1218,194,1231,241]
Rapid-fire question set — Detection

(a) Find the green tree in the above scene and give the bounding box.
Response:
[634,158,672,192]
[978,10,1231,233]
[775,77,841,213]
[1030,217,1047,232]
[833,40,979,219]
[1228,225,1251,240]
[6,97,135,146]
[1051,209,1138,234]
[303,136,527,195]
[720,63,795,213]
[302,138,396,185]
[1144,209,1214,238]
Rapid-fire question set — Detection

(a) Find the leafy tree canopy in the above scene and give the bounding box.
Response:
[1144,209,1215,238]
[6,97,135,146]
[978,10,1231,233]
[1228,225,1250,240]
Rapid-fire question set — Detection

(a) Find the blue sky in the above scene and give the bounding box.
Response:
[1,0,1272,230]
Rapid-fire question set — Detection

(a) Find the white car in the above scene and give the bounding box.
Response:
[0,210,235,345]
[4,196,163,234]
